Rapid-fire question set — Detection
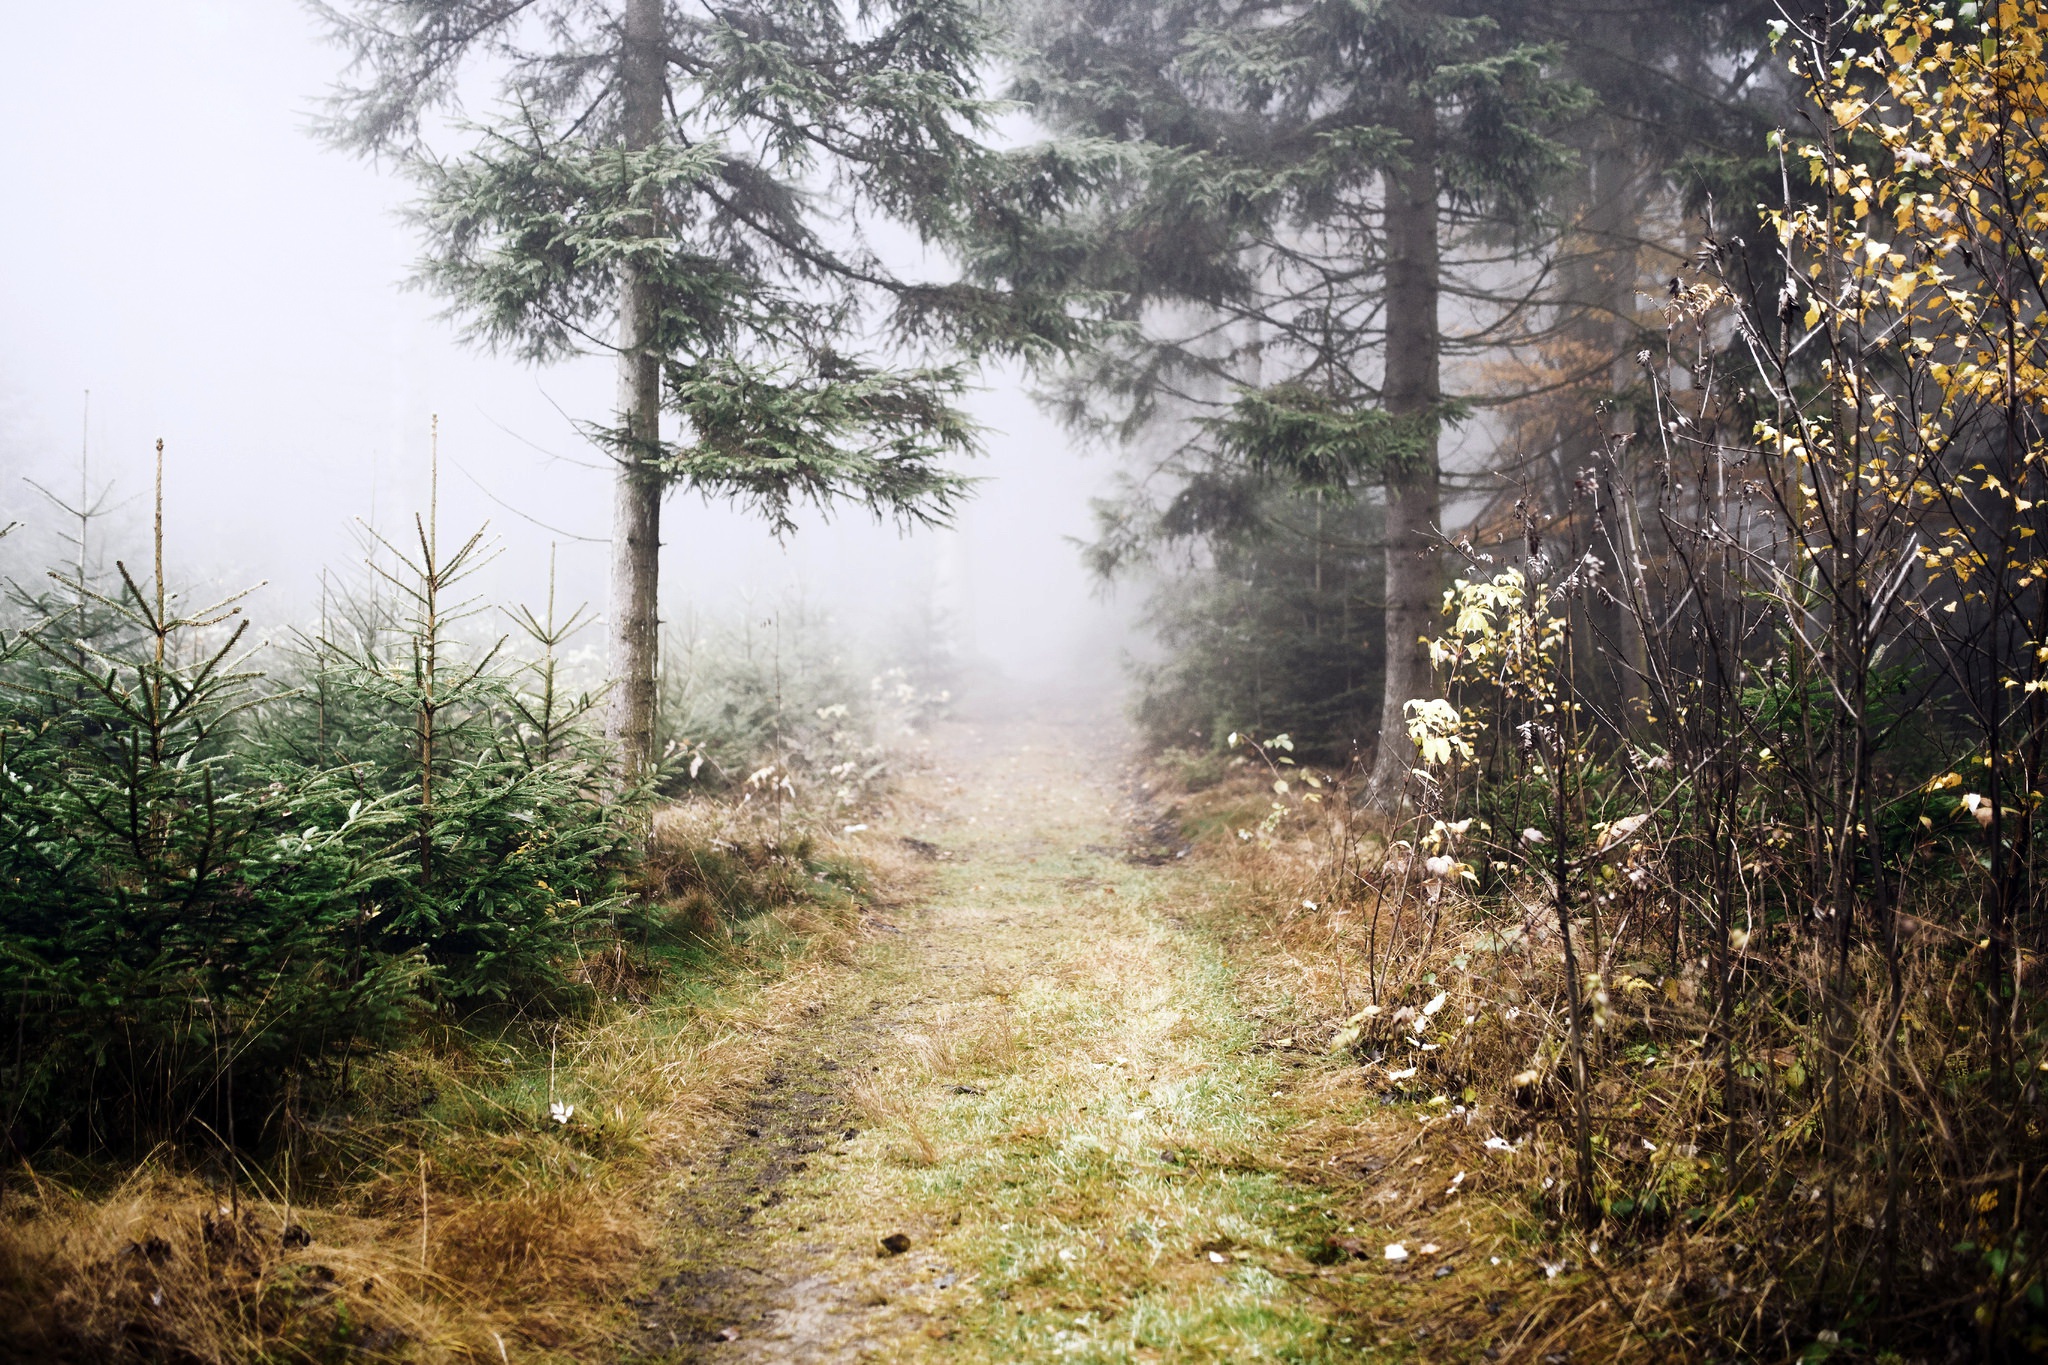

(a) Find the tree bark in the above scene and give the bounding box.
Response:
[603,0,667,778]
[1364,95,1443,810]
[1591,129,1651,736]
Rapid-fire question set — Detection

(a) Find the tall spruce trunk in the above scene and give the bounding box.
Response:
[1592,133,1651,735]
[603,0,666,777]
[1364,96,1443,809]
[1563,132,1650,735]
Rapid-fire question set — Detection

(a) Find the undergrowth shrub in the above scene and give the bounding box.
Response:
[658,598,949,816]
[1154,9,2048,1356]
[0,469,641,1154]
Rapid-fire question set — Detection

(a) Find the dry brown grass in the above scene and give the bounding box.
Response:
[1150,758,2048,1361]
[849,1075,941,1167]
[3,1095,659,1361]
[0,795,913,1364]
[0,1150,669,1360]
[0,1167,475,1362]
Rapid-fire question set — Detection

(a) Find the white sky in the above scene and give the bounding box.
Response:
[0,0,1132,690]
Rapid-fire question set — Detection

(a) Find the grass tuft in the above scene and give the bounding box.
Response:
[0,796,890,1363]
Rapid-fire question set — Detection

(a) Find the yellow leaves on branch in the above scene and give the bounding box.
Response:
[1426,568,1562,694]
[1404,698,1472,769]
[1769,0,2048,656]
[1788,0,2048,415]
[1403,567,1565,774]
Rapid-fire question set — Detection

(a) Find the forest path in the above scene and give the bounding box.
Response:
[634,701,1370,1363]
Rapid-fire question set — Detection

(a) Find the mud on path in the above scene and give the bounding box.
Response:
[632,991,890,1358]
[629,704,1365,1363]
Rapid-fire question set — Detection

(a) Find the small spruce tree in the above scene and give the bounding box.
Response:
[0,447,419,1151]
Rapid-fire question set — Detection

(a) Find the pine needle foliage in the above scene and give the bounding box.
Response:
[1094,479,1385,761]
[0,464,419,1151]
[0,471,640,1153]
[304,506,640,1005]
[313,0,1086,525]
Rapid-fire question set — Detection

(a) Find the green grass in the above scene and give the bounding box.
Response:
[708,727,1398,1362]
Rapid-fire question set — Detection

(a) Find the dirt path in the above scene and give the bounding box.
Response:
[631,704,1373,1363]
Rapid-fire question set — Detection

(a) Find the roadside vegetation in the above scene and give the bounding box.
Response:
[1110,9,2048,1357]
[0,462,940,1361]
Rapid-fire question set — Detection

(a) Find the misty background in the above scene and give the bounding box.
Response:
[0,0,1131,694]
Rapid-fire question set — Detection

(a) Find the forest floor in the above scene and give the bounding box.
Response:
[625,699,1523,1364]
[0,694,1573,1365]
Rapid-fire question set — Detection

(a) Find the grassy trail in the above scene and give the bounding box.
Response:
[635,705,1379,1363]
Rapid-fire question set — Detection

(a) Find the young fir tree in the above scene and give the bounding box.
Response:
[0,450,419,1151]
[314,0,1081,776]
[296,468,641,1001]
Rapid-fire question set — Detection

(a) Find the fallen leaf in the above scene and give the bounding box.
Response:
[1593,812,1651,857]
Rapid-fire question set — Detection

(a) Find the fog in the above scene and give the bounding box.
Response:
[0,1,1132,694]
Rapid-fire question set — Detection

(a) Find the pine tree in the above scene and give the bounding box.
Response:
[0,448,420,1150]
[1003,0,1801,791]
[1008,0,1584,804]
[314,0,1077,775]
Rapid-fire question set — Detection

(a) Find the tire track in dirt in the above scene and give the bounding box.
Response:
[626,994,892,1365]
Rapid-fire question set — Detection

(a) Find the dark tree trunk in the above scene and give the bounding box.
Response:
[604,0,666,777]
[1365,95,1443,810]
[1589,126,1651,735]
